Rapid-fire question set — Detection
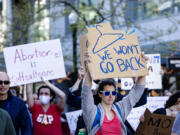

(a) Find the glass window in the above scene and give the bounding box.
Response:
[127,0,180,21]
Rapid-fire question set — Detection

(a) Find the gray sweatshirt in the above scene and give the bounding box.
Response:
[0,108,16,135]
[81,83,145,135]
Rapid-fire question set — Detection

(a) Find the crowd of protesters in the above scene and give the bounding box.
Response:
[0,51,180,135]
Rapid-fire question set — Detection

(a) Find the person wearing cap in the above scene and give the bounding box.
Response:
[0,72,32,135]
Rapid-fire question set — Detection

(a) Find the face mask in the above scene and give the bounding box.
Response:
[39,95,51,105]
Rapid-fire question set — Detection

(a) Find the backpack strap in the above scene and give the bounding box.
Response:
[114,104,133,135]
[114,104,123,120]
[91,106,102,134]
[92,104,132,135]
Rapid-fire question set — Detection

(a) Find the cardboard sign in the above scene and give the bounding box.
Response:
[127,96,169,130]
[135,109,175,135]
[80,23,148,80]
[121,54,162,90]
[3,39,66,86]
[65,110,82,135]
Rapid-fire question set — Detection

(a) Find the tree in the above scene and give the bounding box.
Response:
[1,0,52,47]
[50,0,180,71]
[1,0,180,72]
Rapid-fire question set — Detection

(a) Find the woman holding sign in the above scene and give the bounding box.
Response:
[81,52,147,135]
[26,78,66,135]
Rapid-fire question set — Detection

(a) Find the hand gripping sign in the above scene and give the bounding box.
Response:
[135,109,175,135]
[80,23,148,80]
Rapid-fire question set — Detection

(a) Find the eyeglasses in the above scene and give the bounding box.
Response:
[100,90,117,96]
[0,80,10,85]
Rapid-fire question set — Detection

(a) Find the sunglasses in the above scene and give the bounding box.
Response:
[100,90,117,96]
[0,80,10,85]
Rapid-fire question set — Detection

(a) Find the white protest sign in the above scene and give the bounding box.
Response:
[146,54,162,89]
[121,78,134,90]
[65,110,82,135]
[127,96,169,130]
[121,54,162,90]
[3,39,66,86]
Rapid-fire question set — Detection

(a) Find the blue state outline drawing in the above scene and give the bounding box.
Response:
[91,24,135,54]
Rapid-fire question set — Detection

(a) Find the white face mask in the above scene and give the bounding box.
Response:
[39,95,51,105]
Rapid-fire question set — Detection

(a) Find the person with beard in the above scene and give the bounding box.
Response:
[26,78,66,135]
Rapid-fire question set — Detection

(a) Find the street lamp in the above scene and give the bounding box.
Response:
[69,11,78,24]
